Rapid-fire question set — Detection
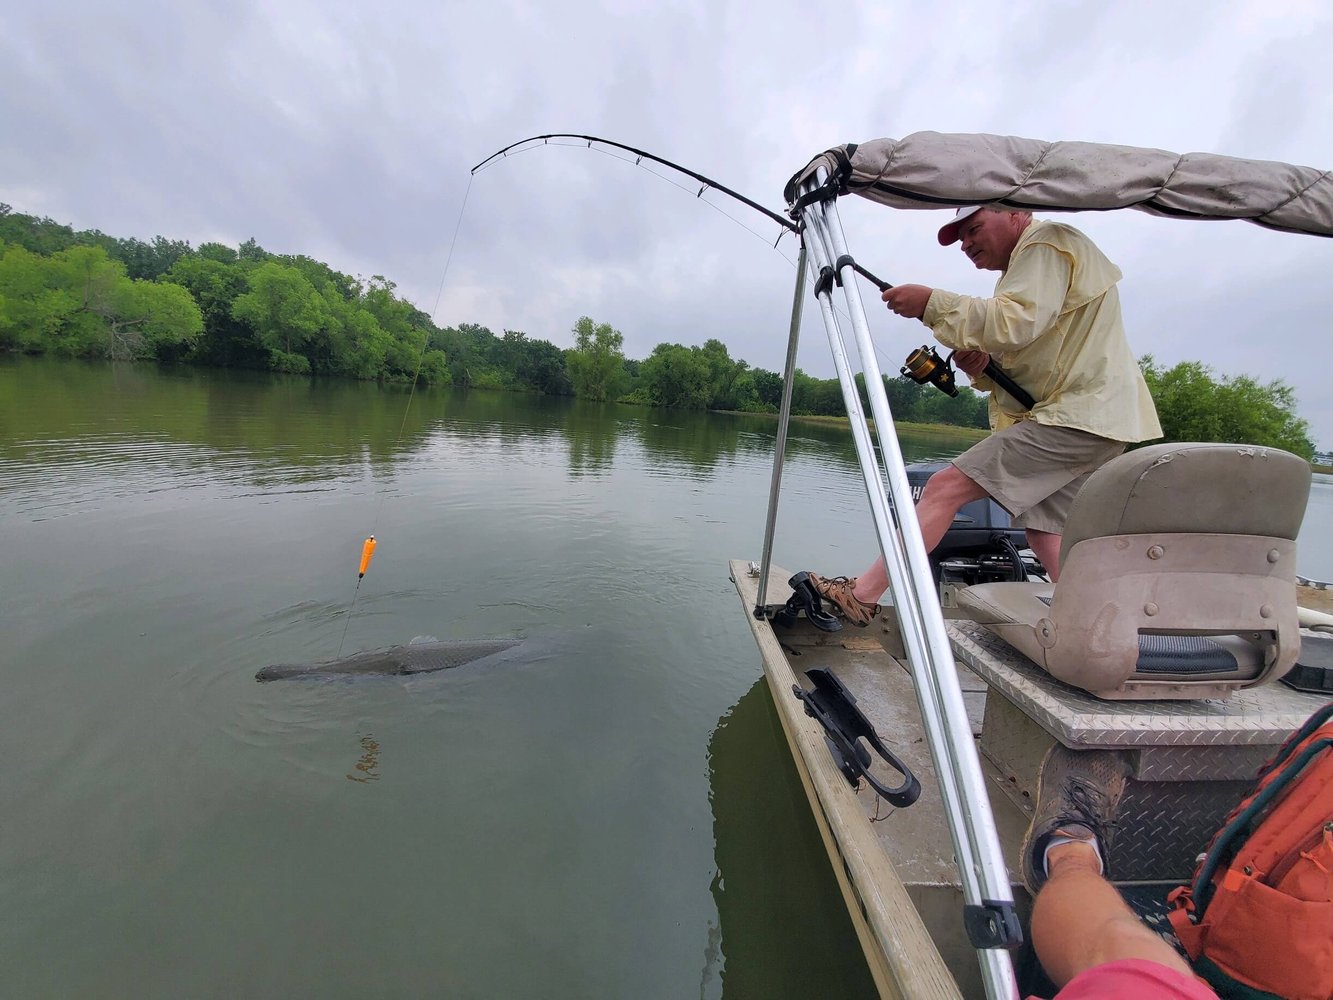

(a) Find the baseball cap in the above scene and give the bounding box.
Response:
[937,206,984,246]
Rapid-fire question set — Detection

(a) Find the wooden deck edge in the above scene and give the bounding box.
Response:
[729,560,963,1000]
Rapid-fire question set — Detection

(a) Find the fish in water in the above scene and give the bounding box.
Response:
[256,638,523,682]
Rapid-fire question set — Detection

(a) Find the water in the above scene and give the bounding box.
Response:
[1,358,1329,999]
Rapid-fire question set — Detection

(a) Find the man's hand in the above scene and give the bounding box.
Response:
[882,284,932,320]
[953,350,991,378]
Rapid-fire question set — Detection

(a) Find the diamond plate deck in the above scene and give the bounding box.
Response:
[1108,779,1252,880]
[948,620,1328,749]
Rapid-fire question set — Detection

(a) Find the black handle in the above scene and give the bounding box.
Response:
[979,359,1037,410]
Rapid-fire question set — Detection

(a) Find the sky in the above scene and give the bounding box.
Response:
[4,0,1332,447]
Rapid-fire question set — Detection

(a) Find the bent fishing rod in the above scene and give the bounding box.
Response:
[474,134,1036,410]
[473,134,799,239]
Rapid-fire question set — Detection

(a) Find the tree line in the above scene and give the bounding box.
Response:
[0,204,1316,456]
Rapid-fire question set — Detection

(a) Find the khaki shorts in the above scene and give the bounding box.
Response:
[952,421,1125,535]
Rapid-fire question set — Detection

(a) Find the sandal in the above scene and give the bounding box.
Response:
[806,572,881,627]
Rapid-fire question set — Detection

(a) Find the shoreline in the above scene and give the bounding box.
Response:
[720,409,991,442]
[1299,584,1333,615]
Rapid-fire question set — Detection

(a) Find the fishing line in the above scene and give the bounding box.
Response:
[473,134,932,385]
[335,175,475,658]
[474,139,801,265]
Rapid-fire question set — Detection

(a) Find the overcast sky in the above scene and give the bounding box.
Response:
[4,0,1331,446]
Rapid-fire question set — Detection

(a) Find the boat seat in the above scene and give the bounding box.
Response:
[956,442,1311,700]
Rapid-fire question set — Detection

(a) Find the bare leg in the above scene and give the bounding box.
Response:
[1024,528,1062,582]
[852,465,988,604]
[1031,842,1193,988]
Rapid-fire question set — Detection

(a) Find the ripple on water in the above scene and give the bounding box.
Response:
[0,433,362,520]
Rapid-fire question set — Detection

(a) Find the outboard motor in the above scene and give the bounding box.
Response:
[905,461,1045,604]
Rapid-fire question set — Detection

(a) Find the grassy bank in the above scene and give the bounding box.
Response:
[715,407,989,441]
[779,412,990,443]
[731,410,1333,461]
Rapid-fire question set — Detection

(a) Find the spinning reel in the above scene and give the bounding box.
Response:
[901,344,960,397]
[901,344,1037,410]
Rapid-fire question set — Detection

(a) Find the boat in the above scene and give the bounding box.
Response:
[729,132,1333,999]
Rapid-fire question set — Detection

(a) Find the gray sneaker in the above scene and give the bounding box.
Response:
[807,573,881,627]
[1019,745,1130,894]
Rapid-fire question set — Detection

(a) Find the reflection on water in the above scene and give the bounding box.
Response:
[346,733,382,784]
[0,357,879,512]
[707,678,879,998]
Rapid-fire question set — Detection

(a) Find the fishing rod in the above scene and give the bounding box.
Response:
[472,134,799,241]
[475,134,1037,410]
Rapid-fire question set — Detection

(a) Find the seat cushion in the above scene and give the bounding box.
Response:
[956,582,1053,626]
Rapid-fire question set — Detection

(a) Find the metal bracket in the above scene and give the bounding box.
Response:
[775,572,841,632]
[963,901,1024,950]
[792,668,921,808]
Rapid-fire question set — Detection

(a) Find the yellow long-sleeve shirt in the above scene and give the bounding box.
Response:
[922,220,1162,443]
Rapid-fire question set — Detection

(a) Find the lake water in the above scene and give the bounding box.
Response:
[2,357,1330,999]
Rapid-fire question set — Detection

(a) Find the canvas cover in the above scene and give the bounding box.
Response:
[785,132,1333,237]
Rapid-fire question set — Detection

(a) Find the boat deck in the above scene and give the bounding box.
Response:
[732,560,1024,998]
[730,559,1329,999]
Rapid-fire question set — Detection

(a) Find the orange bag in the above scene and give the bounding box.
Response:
[1168,701,1333,1000]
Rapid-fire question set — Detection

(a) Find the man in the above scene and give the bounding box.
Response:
[807,206,1162,624]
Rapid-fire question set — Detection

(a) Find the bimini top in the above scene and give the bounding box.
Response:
[785,131,1333,238]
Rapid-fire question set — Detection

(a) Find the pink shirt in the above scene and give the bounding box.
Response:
[1039,958,1219,1000]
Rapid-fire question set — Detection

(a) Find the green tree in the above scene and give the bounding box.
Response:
[566,316,626,401]
[108,279,203,361]
[914,382,989,428]
[788,369,845,416]
[749,368,785,411]
[238,237,269,262]
[639,342,714,408]
[0,205,79,255]
[0,243,201,360]
[197,242,239,264]
[0,243,79,351]
[231,262,327,373]
[110,235,193,280]
[165,254,258,366]
[499,330,572,395]
[1140,356,1314,458]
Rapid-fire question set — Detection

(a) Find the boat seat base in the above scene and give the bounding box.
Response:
[950,618,1330,882]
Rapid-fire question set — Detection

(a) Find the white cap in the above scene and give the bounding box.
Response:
[937,206,984,246]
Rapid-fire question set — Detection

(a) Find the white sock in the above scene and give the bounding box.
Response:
[1043,827,1103,877]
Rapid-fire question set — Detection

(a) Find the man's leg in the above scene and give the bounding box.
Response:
[1031,841,1194,988]
[851,464,988,603]
[1024,528,1062,582]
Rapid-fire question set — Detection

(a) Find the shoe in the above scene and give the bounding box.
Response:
[807,573,882,627]
[1019,745,1130,894]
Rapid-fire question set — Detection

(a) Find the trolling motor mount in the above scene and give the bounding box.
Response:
[773,572,842,632]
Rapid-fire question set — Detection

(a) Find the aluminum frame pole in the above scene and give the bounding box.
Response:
[755,244,808,612]
[798,178,1020,1000]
